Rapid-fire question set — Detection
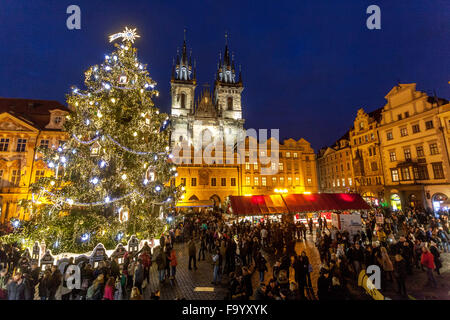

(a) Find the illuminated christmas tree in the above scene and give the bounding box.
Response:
[17,27,182,253]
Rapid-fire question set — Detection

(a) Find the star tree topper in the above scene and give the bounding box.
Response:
[109,27,141,43]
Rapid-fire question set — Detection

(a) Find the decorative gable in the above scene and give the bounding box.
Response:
[45,109,68,130]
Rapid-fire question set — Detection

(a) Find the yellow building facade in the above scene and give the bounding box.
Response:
[0,98,68,223]
[317,133,355,193]
[349,108,385,205]
[379,83,450,211]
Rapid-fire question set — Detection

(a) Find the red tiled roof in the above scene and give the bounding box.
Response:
[0,97,69,130]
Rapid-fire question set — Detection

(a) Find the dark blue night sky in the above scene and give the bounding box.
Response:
[0,0,449,150]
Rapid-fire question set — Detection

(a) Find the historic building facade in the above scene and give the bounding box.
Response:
[241,137,318,196]
[0,98,68,223]
[170,36,245,148]
[379,83,450,211]
[349,108,384,206]
[317,133,355,194]
[318,82,450,213]
[170,34,318,208]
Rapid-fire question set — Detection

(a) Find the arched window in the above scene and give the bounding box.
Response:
[227,97,233,110]
[180,93,186,108]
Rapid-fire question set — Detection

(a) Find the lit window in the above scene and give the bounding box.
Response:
[10,169,21,186]
[245,163,250,171]
[348,178,352,186]
[253,162,258,170]
[262,177,267,186]
[400,127,408,137]
[34,170,45,182]
[40,139,49,149]
[293,153,298,158]
[307,178,312,185]
[387,132,393,141]
[16,139,27,152]
[404,148,411,160]
[429,143,439,155]
[286,152,291,158]
[416,146,424,157]
[272,177,277,185]
[342,178,345,187]
[287,177,292,185]
[279,177,284,185]
[279,162,284,171]
[254,176,259,186]
[389,151,397,162]
[245,176,251,185]
[391,169,399,182]
[401,167,411,180]
[0,138,9,152]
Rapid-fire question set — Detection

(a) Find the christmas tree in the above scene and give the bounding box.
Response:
[14,27,182,253]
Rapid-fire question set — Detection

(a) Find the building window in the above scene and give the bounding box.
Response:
[0,138,9,152]
[231,178,236,186]
[412,124,420,133]
[227,97,233,110]
[337,179,340,187]
[286,152,291,158]
[287,177,292,185]
[341,178,345,187]
[245,162,250,171]
[260,151,266,157]
[245,176,251,185]
[16,139,27,152]
[401,167,411,180]
[400,127,408,137]
[211,178,216,186]
[371,162,378,171]
[180,93,186,108]
[54,116,62,125]
[262,177,267,186]
[40,139,49,149]
[191,178,197,187]
[429,143,439,155]
[413,166,429,180]
[295,176,300,185]
[391,169,399,182]
[389,151,397,162]
[279,177,284,186]
[404,148,411,160]
[254,177,259,186]
[425,120,434,130]
[11,169,21,186]
[387,132,393,141]
[348,178,352,186]
[416,146,425,157]
[34,169,45,182]
[432,162,445,179]
[279,162,284,171]
[221,178,226,186]
[307,178,312,185]
[293,152,298,158]
[181,178,186,186]
[272,177,277,186]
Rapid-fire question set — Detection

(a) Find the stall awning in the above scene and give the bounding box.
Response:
[175,200,214,208]
[229,195,288,216]
[229,193,371,215]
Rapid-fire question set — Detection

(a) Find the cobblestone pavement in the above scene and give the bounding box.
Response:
[143,232,450,300]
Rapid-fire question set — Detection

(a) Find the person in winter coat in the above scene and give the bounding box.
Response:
[379,246,394,284]
[292,254,307,299]
[255,252,268,283]
[429,242,442,275]
[168,248,178,279]
[155,248,167,282]
[188,238,197,270]
[103,277,115,300]
[48,265,62,300]
[7,271,26,300]
[420,246,437,288]
[253,283,268,300]
[393,254,407,297]
[38,269,52,300]
[0,268,9,300]
[317,269,331,301]
[133,260,144,294]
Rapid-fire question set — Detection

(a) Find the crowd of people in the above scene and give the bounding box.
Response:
[0,207,448,300]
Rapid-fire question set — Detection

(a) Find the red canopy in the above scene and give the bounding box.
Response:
[229,193,370,215]
[229,195,289,216]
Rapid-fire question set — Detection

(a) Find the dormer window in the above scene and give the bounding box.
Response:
[54,116,62,125]
[46,109,68,130]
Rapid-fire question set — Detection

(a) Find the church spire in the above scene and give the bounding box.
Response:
[216,31,238,84]
[172,29,194,82]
